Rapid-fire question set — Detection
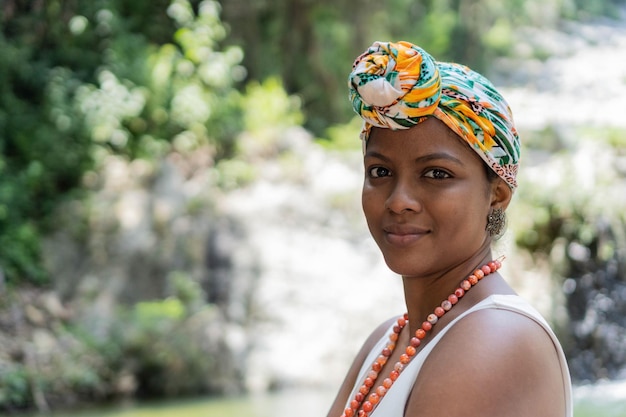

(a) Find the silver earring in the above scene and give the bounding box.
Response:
[486,208,506,237]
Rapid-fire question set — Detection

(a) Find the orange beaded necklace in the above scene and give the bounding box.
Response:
[341,259,502,417]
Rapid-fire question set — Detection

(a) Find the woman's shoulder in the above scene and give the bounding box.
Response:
[405,302,568,416]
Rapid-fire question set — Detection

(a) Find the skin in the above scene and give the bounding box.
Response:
[326,118,567,417]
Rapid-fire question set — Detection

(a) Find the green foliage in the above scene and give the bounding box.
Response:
[506,122,626,381]
[513,126,625,261]
[195,76,308,190]
[316,116,363,152]
[113,276,220,397]
[238,77,304,155]
[0,325,112,411]
[242,78,304,135]
[214,159,257,191]
[0,19,92,283]
[2,0,623,289]
[168,271,207,312]
[0,0,244,285]
[0,364,30,409]
[565,0,626,19]
[0,273,223,411]
[221,0,626,136]
[133,299,186,329]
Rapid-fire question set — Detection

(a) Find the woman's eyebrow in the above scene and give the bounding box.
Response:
[415,152,464,166]
[363,150,390,161]
[364,150,464,166]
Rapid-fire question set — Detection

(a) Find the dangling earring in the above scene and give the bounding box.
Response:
[486,208,506,237]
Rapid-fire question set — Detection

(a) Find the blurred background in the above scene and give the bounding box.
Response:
[1,0,626,416]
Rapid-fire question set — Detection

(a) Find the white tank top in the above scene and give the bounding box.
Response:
[346,294,573,416]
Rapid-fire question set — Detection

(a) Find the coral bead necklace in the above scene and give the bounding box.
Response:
[341,259,503,417]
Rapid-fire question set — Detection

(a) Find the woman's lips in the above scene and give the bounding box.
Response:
[383,224,430,246]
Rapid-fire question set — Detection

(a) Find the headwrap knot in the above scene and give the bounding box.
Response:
[349,41,520,189]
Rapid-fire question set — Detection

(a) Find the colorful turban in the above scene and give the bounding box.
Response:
[349,41,520,189]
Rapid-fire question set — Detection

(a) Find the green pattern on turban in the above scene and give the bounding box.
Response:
[349,41,520,189]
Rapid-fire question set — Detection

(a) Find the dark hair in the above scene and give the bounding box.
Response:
[484,164,500,183]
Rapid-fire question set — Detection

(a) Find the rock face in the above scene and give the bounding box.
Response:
[34,114,625,400]
[562,242,626,382]
[30,125,403,403]
[497,13,626,383]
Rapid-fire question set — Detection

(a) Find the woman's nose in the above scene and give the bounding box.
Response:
[385,179,422,214]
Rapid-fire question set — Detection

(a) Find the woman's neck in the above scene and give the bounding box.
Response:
[401,249,494,337]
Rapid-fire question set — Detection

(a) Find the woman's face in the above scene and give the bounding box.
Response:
[362,118,500,277]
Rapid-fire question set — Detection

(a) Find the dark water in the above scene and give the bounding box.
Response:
[20,383,626,417]
[21,389,334,417]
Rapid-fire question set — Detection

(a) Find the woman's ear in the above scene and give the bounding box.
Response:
[490,178,513,210]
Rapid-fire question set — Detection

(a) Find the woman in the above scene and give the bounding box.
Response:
[327,41,573,417]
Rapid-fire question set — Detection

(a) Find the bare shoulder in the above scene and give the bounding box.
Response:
[326,315,399,417]
[406,307,568,417]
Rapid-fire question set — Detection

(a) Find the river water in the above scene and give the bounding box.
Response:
[20,381,626,417]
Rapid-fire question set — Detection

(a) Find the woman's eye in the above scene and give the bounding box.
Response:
[424,169,451,179]
[368,166,391,178]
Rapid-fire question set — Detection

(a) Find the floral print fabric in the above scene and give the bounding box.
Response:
[349,41,520,189]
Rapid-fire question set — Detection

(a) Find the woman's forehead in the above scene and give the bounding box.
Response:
[367,118,475,158]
